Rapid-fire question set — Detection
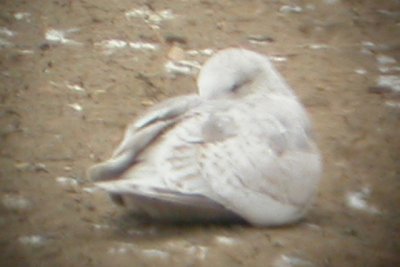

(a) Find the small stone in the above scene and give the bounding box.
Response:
[269,56,288,62]
[64,166,72,171]
[128,41,159,51]
[14,162,48,172]
[164,60,201,76]
[92,223,111,230]
[66,83,85,93]
[14,162,31,171]
[68,103,83,112]
[186,49,214,56]
[368,86,393,94]
[385,101,400,109]
[82,187,99,194]
[107,243,136,254]
[377,75,400,93]
[355,68,367,75]
[186,245,208,260]
[343,227,358,236]
[324,0,339,4]
[273,254,315,267]
[19,235,47,247]
[14,12,31,21]
[45,28,81,45]
[56,176,79,191]
[214,235,239,246]
[376,55,397,65]
[280,5,303,14]
[2,194,31,211]
[141,99,155,106]
[33,163,48,172]
[346,187,380,214]
[141,249,170,259]
[248,35,275,45]
[164,34,187,44]
[168,46,186,61]
[39,43,51,51]
[308,44,330,50]
[0,27,16,37]
[272,240,285,248]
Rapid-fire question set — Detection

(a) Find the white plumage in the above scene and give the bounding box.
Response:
[88,48,322,226]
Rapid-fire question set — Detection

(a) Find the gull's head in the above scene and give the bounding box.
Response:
[197,48,292,99]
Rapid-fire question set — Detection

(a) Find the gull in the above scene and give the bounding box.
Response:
[88,48,322,226]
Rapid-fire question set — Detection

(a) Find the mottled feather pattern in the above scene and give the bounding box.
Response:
[89,48,322,226]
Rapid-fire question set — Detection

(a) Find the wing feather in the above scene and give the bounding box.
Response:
[89,92,321,225]
[88,95,201,182]
[195,95,322,225]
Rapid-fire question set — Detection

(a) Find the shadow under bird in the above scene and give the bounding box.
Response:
[88,48,322,226]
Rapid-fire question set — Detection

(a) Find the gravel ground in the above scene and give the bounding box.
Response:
[1,0,399,266]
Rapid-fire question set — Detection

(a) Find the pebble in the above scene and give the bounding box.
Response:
[376,54,397,65]
[186,245,208,260]
[248,35,275,45]
[360,41,375,55]
[68,103,83,112]
[108,243,136,254]
[94,39,159,54]
[15,162,48,172]
[377,75,400,93]
[168,46,186,61]
[186,48,214,56]
[273,254,315,267]
[0,38,12,48]
[92,223,112,230]
[141,99,156,107]
[214,235,239,246]
[66,83,86,93]
[14,12,31,21]
[280,5,303,14]
[2,194,31,211]
[128,41,159,51]
[82,187,99,194]
[164,60,201,76]
[125,6,175,27]
[385,101,400,109]
[355,68,367,75]
[271,239,285,248]
[368,85,393,94]
[308,44,330,50]
[45,28,81,45]
[97,39,127,50]
[324,0,340,4]
[378,9,400,18]
[346,186,380,214]
[141,249,170,259]
[0,27,16,37]
[19,235,47,247]
[269,56,288,62]
[164,34,187,44]
[55,176,79,189]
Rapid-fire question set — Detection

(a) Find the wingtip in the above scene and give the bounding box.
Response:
[87,162,113,182]
[94,180,120,192]
[86,163,101,182]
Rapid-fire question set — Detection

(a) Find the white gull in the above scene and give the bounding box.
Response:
[88,48,322,226]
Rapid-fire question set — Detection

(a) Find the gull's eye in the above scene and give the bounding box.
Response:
[230,78,252,94]
[230,82,241,92]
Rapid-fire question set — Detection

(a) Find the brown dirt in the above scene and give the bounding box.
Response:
[1,0,399,266]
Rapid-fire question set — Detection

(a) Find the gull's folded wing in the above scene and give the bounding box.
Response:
[88,95,201,182]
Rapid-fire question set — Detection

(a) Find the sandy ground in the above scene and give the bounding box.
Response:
[1,0,400,266]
